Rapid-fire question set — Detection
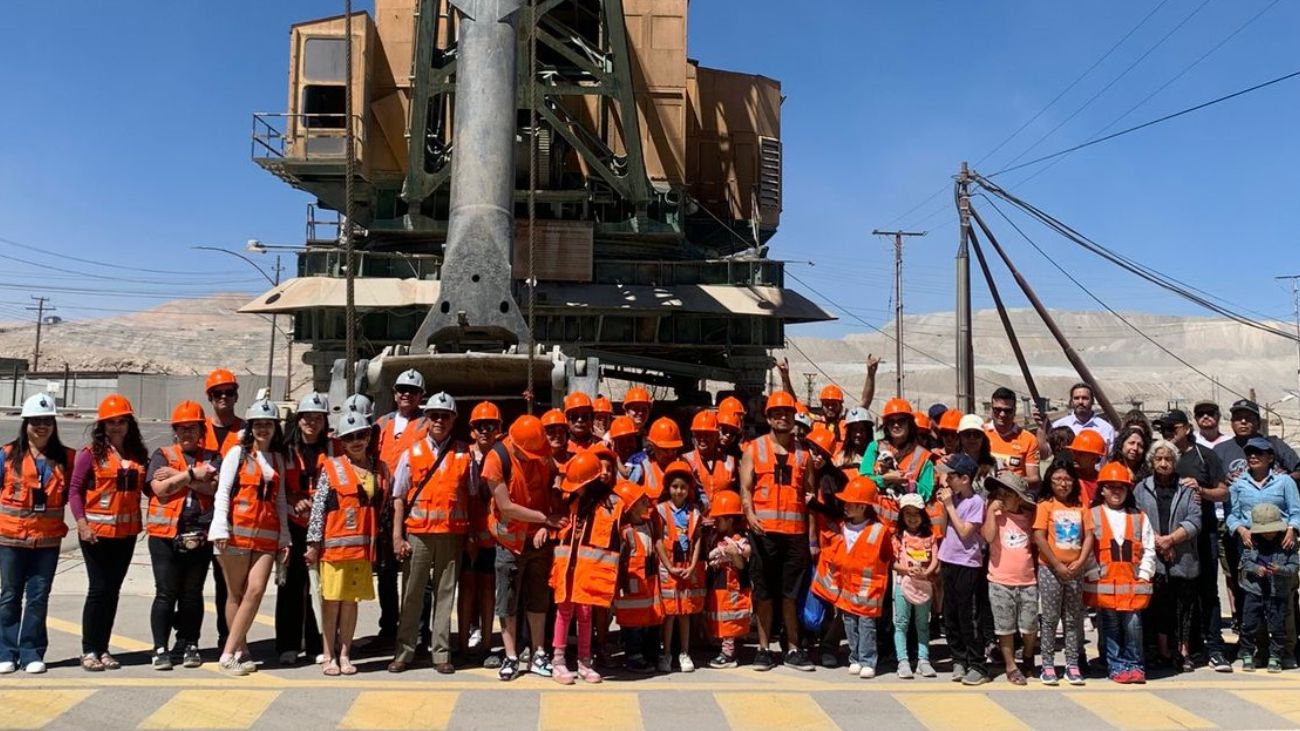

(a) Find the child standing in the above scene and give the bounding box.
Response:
[811,476,891,678]
[1237,502,1300,672]
[892,494,938,678]
[1084,463,1154,684]
[704,491,752,669]
[612,480,660,673]
[936,453,988,685]
[654,462,705,673]
[1032,462,1093,686]
[982,472,1039,686]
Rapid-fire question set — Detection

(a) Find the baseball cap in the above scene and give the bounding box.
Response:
[1162,409,1189,427]
[898,493,926,512]
[1193,400,1219,415]
[927,403,948,423]
[1245,436,1275,454]
[937,453,978,478]
[1231,399,1261,418]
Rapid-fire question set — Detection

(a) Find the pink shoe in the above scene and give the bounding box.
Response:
[577,658,603,684]
[552,663,576,685]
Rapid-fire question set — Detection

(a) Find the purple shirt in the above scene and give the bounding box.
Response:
[938,492,986,568]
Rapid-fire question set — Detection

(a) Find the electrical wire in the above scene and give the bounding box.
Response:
[0,236,248,277]
[781,337,848,395]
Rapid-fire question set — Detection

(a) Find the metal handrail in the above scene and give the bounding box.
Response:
[251,112,365,160]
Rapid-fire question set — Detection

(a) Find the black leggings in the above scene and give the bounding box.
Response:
[275,523,322,656]
[80,536,137,656]
[149,536,212,650]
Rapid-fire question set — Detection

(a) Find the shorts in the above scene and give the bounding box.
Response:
[748,531,810,602]
[463,546,497,575]
[988,581,1039,636]
[495,545,553,619]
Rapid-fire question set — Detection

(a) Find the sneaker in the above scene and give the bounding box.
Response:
[1209,652,1233,673]
[0,661,13,674]
[483,654,503,670]
[753,650,776,672]
[23,661,45,674]
[1110,670,1129,684]
[219,656,248,677]
[278,651,298,666]
[951,662,966,682]
[169,641,185,665]
[468,628,483,650]
[916,660,937,678]
[960,668,990,686]
[656,655,672,673]
[577,659,602,683]
[848,661,862,674]
[820,651,838,669]
[1040,667,1059,686]
[551,661,576,685]
[709,653,738,669]
[152,648,174,671]
[896,663,913,679]
[498,656,520,681]
[519,647,532,667]
[530,652,553,678]
[785,649,815,672]
[1269,657,1283,673]
[625,655,654,674]
[239,657,258,673]
[859,665,876,679]
[314,653,327,666]
[1130,669,1146,684]
[1242,656,1256,672]
[183,645,203,669]
[678,653,695,673]
[1065,665,1085,685]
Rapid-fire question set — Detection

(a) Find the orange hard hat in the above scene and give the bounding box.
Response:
[938,409,964,432]
[587,443,617,463]
[710,490,743,517]
[470,401,502,424]
[1071,429,1107,457]
[882,398,913,419]
[806,425,836,456]
[1098,462,1134,487]
[819,384,845,403]
[664,459,695,484]
[205,368,237,392]
[170,400,206,426]
[541,408,567,429]
[96,394,134,422]
[564,391,593,414]
[796,401,810,416]
[913,411,932,431]
[613,480,647,508]
[690,410,719,433]
[765,391,798,413]
[839,475,880,506]
[648,417,684,449]
[593,396,614,415]
[608,415,638,440]
[508,415,550,459]
[561,451,604,493]
[718,395,746,416]
[717,409,743,430]
[623,386,652,407]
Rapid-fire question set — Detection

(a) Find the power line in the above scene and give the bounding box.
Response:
[781,337,847,394]
[0,235,249,277]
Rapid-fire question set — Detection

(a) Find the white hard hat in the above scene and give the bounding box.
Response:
[297,392,330,415]
[421,391,457,414]
[343,394,373,418]
[395,369,425,391]
[845,407,873,425]
[335,412,372,439]
[245,399,279,422]
[21,393,56,419]
[794,411,814,429]
[958,414,985,433]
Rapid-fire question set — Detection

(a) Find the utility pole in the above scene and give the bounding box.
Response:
[1276,274,1300,423]
[802,372,816,405]
[26,296,53,372]
[955,163,975,412]
[872,228,926,398]
[266,255,283,395]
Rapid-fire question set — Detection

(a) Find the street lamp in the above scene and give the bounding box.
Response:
[194,245,285,396]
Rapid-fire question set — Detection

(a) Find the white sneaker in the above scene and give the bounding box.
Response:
[24,661,46,674]
[0,661,15,674]
[679,653,695,673]
[315,653,327,665]
[656,656,672,673]
[468,628,483,650]
[859,665,876,679]
[848,662,862,674]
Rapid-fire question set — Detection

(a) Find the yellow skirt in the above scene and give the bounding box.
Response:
[319,559,375,602]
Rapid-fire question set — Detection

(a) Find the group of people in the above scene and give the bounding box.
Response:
[1,363,1298,689]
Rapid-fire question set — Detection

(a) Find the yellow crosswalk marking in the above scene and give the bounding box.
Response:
[46,617,151,653]
[0,690,94,730]
[540,691,642,731]
[903,692,1029,731]
[138,690,280,729]
[714,692,837,730]
[339,691,459,730]
[1232,690,1300,726]
[1068,691,1215,730]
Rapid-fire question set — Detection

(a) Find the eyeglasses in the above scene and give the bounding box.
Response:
[209,389,237,400]
[991,406,1015,416]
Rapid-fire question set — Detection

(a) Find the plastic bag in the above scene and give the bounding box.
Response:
[798,575,829,633]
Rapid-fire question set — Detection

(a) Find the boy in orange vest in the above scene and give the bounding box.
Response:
[705,491,751,668]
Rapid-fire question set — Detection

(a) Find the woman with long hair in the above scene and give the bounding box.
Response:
[208,399,291,676]
[277,393,332,666]
[1111,427,1152,485]
[0,393,74,674]
[69,395,149,671]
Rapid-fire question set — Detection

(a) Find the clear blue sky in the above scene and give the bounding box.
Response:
[1,1,1297,336]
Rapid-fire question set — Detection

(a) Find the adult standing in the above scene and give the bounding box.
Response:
[70,395,148,671]
[683,411,736,509]
[203,368,244,650]
[388,392,471,674]
[145,401,220,670]
[860,399,935,501]
[209,399,291,676]
[277,393,331,665]
[985,388,1040,494]
[1192,401,1232,450]
[1051,383,1117,454]
[564,393,597,451]
[739,391,815,671]
[622,387,653,436]
[1112,427,1153,486]
[0,394,74,674]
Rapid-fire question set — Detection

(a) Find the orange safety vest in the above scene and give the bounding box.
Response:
[705,533,752,639]
[683,450,736,505]
[876,494,946,541]
[227,451,283,553]
[204,417,244,457]
[320,456,381,563]
[550,492,623,607]
[146,445,217,539]
[1083,506,1153,611]
[0,446,74,548]
[83,447,143,539]
[639,459,670,501]
[468,445,495,548]
[614,522,663,627]
[811,520,890,618]
[286,442,332,528]
[404,438,471,535]
[487,439,552,554]
[655,502,706,615]
[377,412,430,473]
[746,434,809,535]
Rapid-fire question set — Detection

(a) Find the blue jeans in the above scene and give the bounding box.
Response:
[1098,609,1143,675]
[842,612,878,669]
[892,583,930,661]
[0,546,60,665]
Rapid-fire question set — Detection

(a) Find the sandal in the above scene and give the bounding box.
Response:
[81,654,105,672]
[323,660,341,677]
[99,653,121,670]
[339,659,358,676]
[1006,667,1027,686]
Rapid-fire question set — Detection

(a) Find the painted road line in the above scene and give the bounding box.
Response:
[1231,690,1300,726]
[714,692,838,730]
[903,692,1030,731]
[1068,691,1216,730]
[45,617,151,653]
[339,691,458,730]
[0,690,95,730]
[138,690,280,729]
[540,691,642,731]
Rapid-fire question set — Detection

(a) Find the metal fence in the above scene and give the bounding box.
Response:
[0,373,287,421]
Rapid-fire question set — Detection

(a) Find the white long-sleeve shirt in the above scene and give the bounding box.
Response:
[207,445,291,549]
[1087,505,1156,582]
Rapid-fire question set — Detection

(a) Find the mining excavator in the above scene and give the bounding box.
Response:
[242,0,832,416]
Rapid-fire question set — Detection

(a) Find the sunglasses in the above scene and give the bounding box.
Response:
[209,389,237,399]
[472,421,500,432]
[991,406,1015,416]
[426,411,454,421]
[340,431,370,443]
[395,386,422,396]
[27,417,55,428]
[1246,450,1271,458]
[1194,410,1218,419]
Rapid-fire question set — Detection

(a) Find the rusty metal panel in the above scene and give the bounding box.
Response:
[512,220,594,283]
[686,65,782,227]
